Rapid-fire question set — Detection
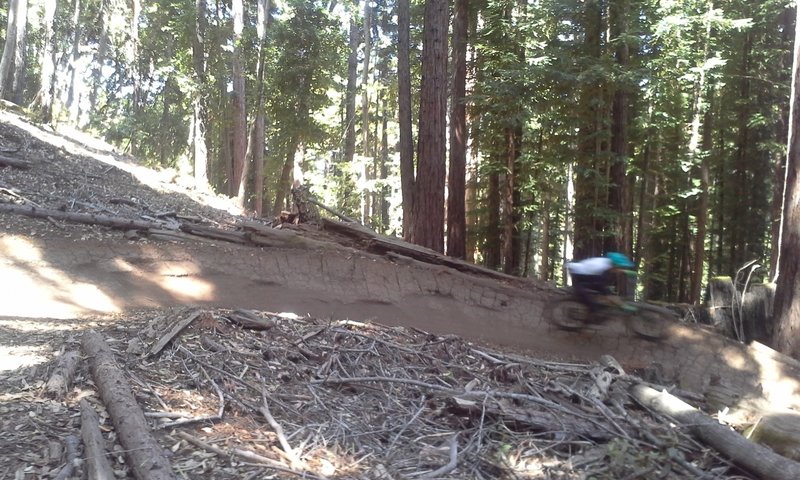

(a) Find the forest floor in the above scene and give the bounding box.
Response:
[0,106,794,479]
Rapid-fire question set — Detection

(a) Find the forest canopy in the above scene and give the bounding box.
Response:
[0,0,794,306]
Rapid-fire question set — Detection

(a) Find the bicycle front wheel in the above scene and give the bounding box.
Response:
[627,308,671,340]
[547,298,590,331]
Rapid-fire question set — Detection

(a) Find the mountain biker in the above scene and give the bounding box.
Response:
[566,252,636,313]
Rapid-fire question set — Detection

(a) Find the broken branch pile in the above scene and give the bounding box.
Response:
[99,308,782,479]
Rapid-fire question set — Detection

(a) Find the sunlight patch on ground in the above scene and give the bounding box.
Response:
[0,345,47,371]
[0,236,120,318]
[749,342,800,410]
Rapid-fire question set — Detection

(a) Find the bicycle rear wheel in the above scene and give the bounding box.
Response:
[548,298,590,331]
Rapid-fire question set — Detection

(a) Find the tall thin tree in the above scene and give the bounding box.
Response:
[397,0,414,238]
[410,0,448,252]
[32,0,57,122]
[447,0,468,259]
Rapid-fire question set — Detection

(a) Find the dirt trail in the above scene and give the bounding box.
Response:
[3,229,800,413]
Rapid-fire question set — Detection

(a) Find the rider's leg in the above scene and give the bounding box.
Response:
[571,274,599,312]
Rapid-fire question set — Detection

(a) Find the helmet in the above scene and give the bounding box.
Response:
[606,252,635,268]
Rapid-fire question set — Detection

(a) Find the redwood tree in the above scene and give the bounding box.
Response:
[772,5,800,359]
[410,0,448,252]
[447,0,468,259]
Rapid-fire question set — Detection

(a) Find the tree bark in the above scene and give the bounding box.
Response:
[0,0,28,103]
[82,330,177,480]
[80,399,116,480]
[606,0,630,260]
[250,0,269,215]
[192,0,210,190]
[231,0,247,200]
[773,5,800,359]
[447,0,468,260]
[0,0,20,100]
[573,0,605,259]
[32,0,57,122]
[397,0,414,239]
[410,0,448,252]
[631,384,800,480]
[344,11,358,168]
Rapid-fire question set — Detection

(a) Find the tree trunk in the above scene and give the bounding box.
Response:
[410,0,448,252]
[485,170,501,269]
[344,13,358,166]
[250,0,269,215]
[9,0,28,105]
[361,0,372,225]
[573,0,605,259]
[231,0,247,200]
[32,0,57,123]
[0,0,20,100]
[540,199,551,281]
[772,6,800,359]
[502,128,519,274]
[90,3,109,112]
[192,0,209,190]
[272,137,299,218]
[447,0,468,260]
[67,0,82,123]
[398,0,414,239]
[606,0,630,260]
[129,0,144,151]
[770,6,795,281]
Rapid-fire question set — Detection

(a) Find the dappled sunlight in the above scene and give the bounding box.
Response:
[0,236,119,318]
[0,344,48,371]
[0,235,219,318]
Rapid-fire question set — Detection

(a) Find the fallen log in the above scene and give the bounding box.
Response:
[321,218,522,283]
[80,399,116,480]
[245,226,331,250]
[748,411,800,461]
[631,383,800,480]
[44,350,79,400]
[179,223,248,244]
[0,203,169,231]
[82,329,177,480]
[0,154,32,169]
[225,309,277,330]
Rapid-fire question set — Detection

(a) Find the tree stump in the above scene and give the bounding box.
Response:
[706,276,737,339]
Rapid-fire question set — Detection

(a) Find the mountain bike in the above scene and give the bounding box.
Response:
[546,291,675,341]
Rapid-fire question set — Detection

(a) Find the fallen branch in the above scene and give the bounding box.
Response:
[148,309,206,357]
[418,433,459,479]
[80,399,116,480]
[630,384,800,480]
[260,389,302,469]
[307,197,359,223]
[0,202,169,231]
[82,329,177,480]
[174,431,326,480]
[0,154,32,169]
[53,435,81,480]
[44,350,80,400]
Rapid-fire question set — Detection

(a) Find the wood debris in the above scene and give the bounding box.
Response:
[0,308,776,479]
